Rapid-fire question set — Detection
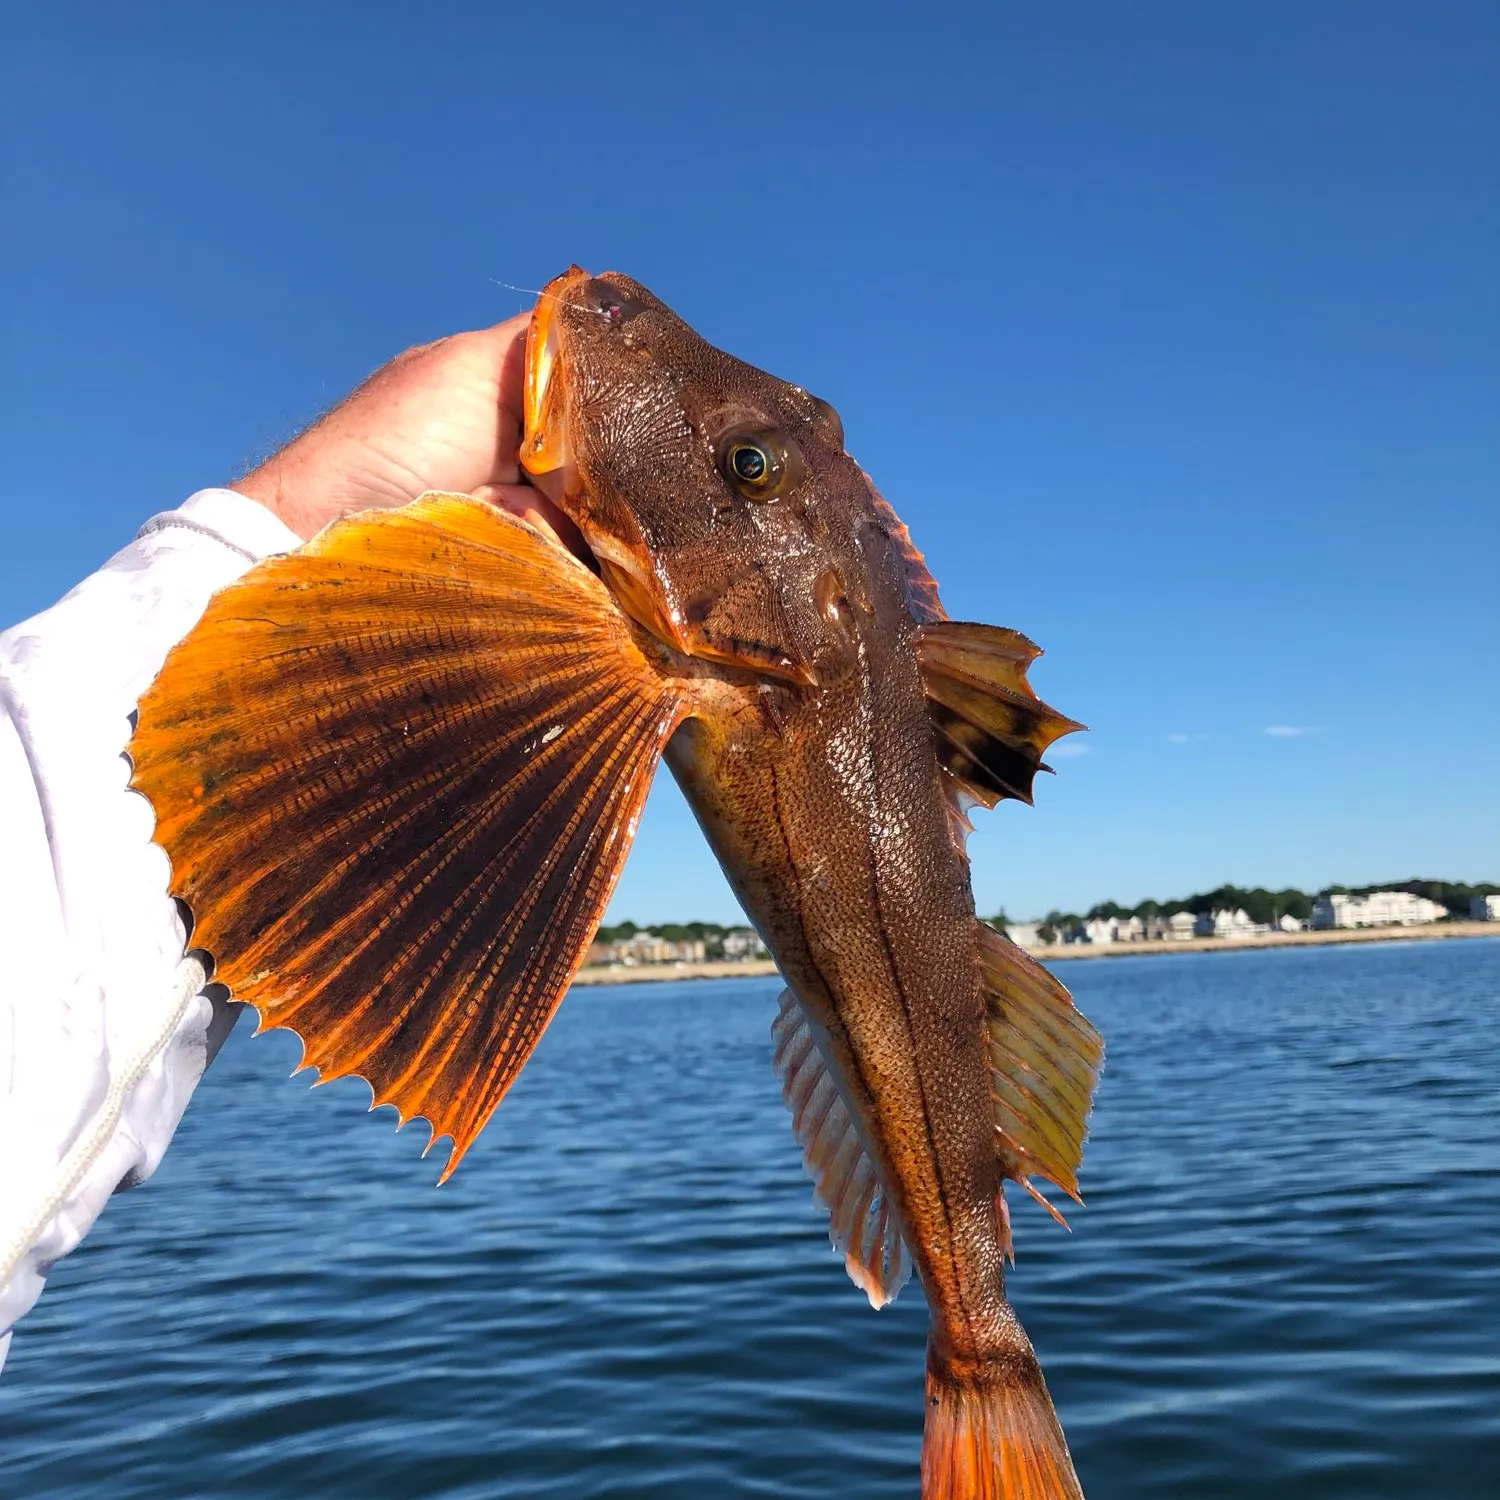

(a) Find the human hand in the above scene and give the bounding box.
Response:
[234,312,581,552]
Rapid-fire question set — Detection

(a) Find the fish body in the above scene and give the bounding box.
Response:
[663,537,1006,1320]
[523,270,1099,1497]
[129,269,1102,1499]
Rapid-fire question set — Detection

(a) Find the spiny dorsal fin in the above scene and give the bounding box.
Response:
[868,484,947,625]
[130,493,686,1180]
[916,622,1084,809]
[771,989,913,1307]
[978,925,1103,1256]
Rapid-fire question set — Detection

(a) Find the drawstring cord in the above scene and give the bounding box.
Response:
[0,954,206,1289]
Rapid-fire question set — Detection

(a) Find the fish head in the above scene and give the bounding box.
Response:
[521,266,871,687]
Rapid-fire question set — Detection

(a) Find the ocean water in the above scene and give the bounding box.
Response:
[3,938,1498,1498]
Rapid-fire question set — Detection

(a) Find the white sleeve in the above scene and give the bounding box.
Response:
[0,488,303,1370]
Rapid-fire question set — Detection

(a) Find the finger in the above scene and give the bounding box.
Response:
[442,314,530,487]
[470,482,593,568]
[449,312,530,425]
[489,312,531,427]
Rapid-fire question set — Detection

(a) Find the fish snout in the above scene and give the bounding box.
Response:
[523,270,653,478]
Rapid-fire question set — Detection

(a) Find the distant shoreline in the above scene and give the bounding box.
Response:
[570,921,1497,985]
[571,958,782,986]
[1028,919,1497,962]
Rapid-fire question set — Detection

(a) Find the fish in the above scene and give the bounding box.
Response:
[129,267,1103,1499]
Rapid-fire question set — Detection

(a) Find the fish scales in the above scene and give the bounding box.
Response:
[673,541,1007,1341]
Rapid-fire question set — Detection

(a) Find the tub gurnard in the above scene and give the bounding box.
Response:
[131,268,1103,1498]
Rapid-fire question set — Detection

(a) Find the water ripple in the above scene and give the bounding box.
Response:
[3,938,1498,1496]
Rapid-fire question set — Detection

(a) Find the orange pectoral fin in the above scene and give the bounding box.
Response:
[130,493,686,1178]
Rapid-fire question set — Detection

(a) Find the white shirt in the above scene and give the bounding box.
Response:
[0,488,302,1370]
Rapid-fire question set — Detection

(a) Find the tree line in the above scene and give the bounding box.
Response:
[593,919,762,960]
[595,919,748,944]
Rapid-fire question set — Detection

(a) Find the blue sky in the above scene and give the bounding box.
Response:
[4,2,1496,922]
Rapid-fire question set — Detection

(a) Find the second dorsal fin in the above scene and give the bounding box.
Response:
[979,925,1103,1258]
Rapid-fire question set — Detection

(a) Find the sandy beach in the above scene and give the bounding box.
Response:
[570,921,1498,984]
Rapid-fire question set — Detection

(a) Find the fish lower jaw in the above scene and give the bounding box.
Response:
[522,460,571,508]
[592,550,693,659]
[522,291,566,460]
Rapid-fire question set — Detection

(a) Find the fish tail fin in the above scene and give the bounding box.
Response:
[921,1336,1084,1500]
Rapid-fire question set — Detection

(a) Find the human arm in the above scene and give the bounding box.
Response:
[0,491,303,1369]
[0,310,554,1368]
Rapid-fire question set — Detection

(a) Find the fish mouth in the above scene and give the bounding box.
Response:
[520,268,689,655]
[521,266,588,481]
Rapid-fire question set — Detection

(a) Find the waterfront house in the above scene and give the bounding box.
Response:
[721,927,769,959]
[589,933,710,966]
[1310,890,1447,929]
[1470,895,1500,921]
[1166,911,1197,940]
[1084,917,1117,945]
[1004,921,1047,951]
[1114,915,1146,942]
[1195,908,1259,939]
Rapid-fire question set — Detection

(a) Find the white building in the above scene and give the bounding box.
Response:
[1310,891,1447,930]
[721,927,768,959]
[1470,895,1500,922]
[1082,915,1149,944]
[1166,911,1197,941]
[1277,913,1307,933]
[1004,922,1047,951]
[1195,908,1259,939]
[607,933,708,964]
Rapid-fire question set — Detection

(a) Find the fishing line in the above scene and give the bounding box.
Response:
[488,279,608,318]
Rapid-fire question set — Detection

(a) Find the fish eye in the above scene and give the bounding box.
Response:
[718,428,789,501]
[730,443,768,483]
